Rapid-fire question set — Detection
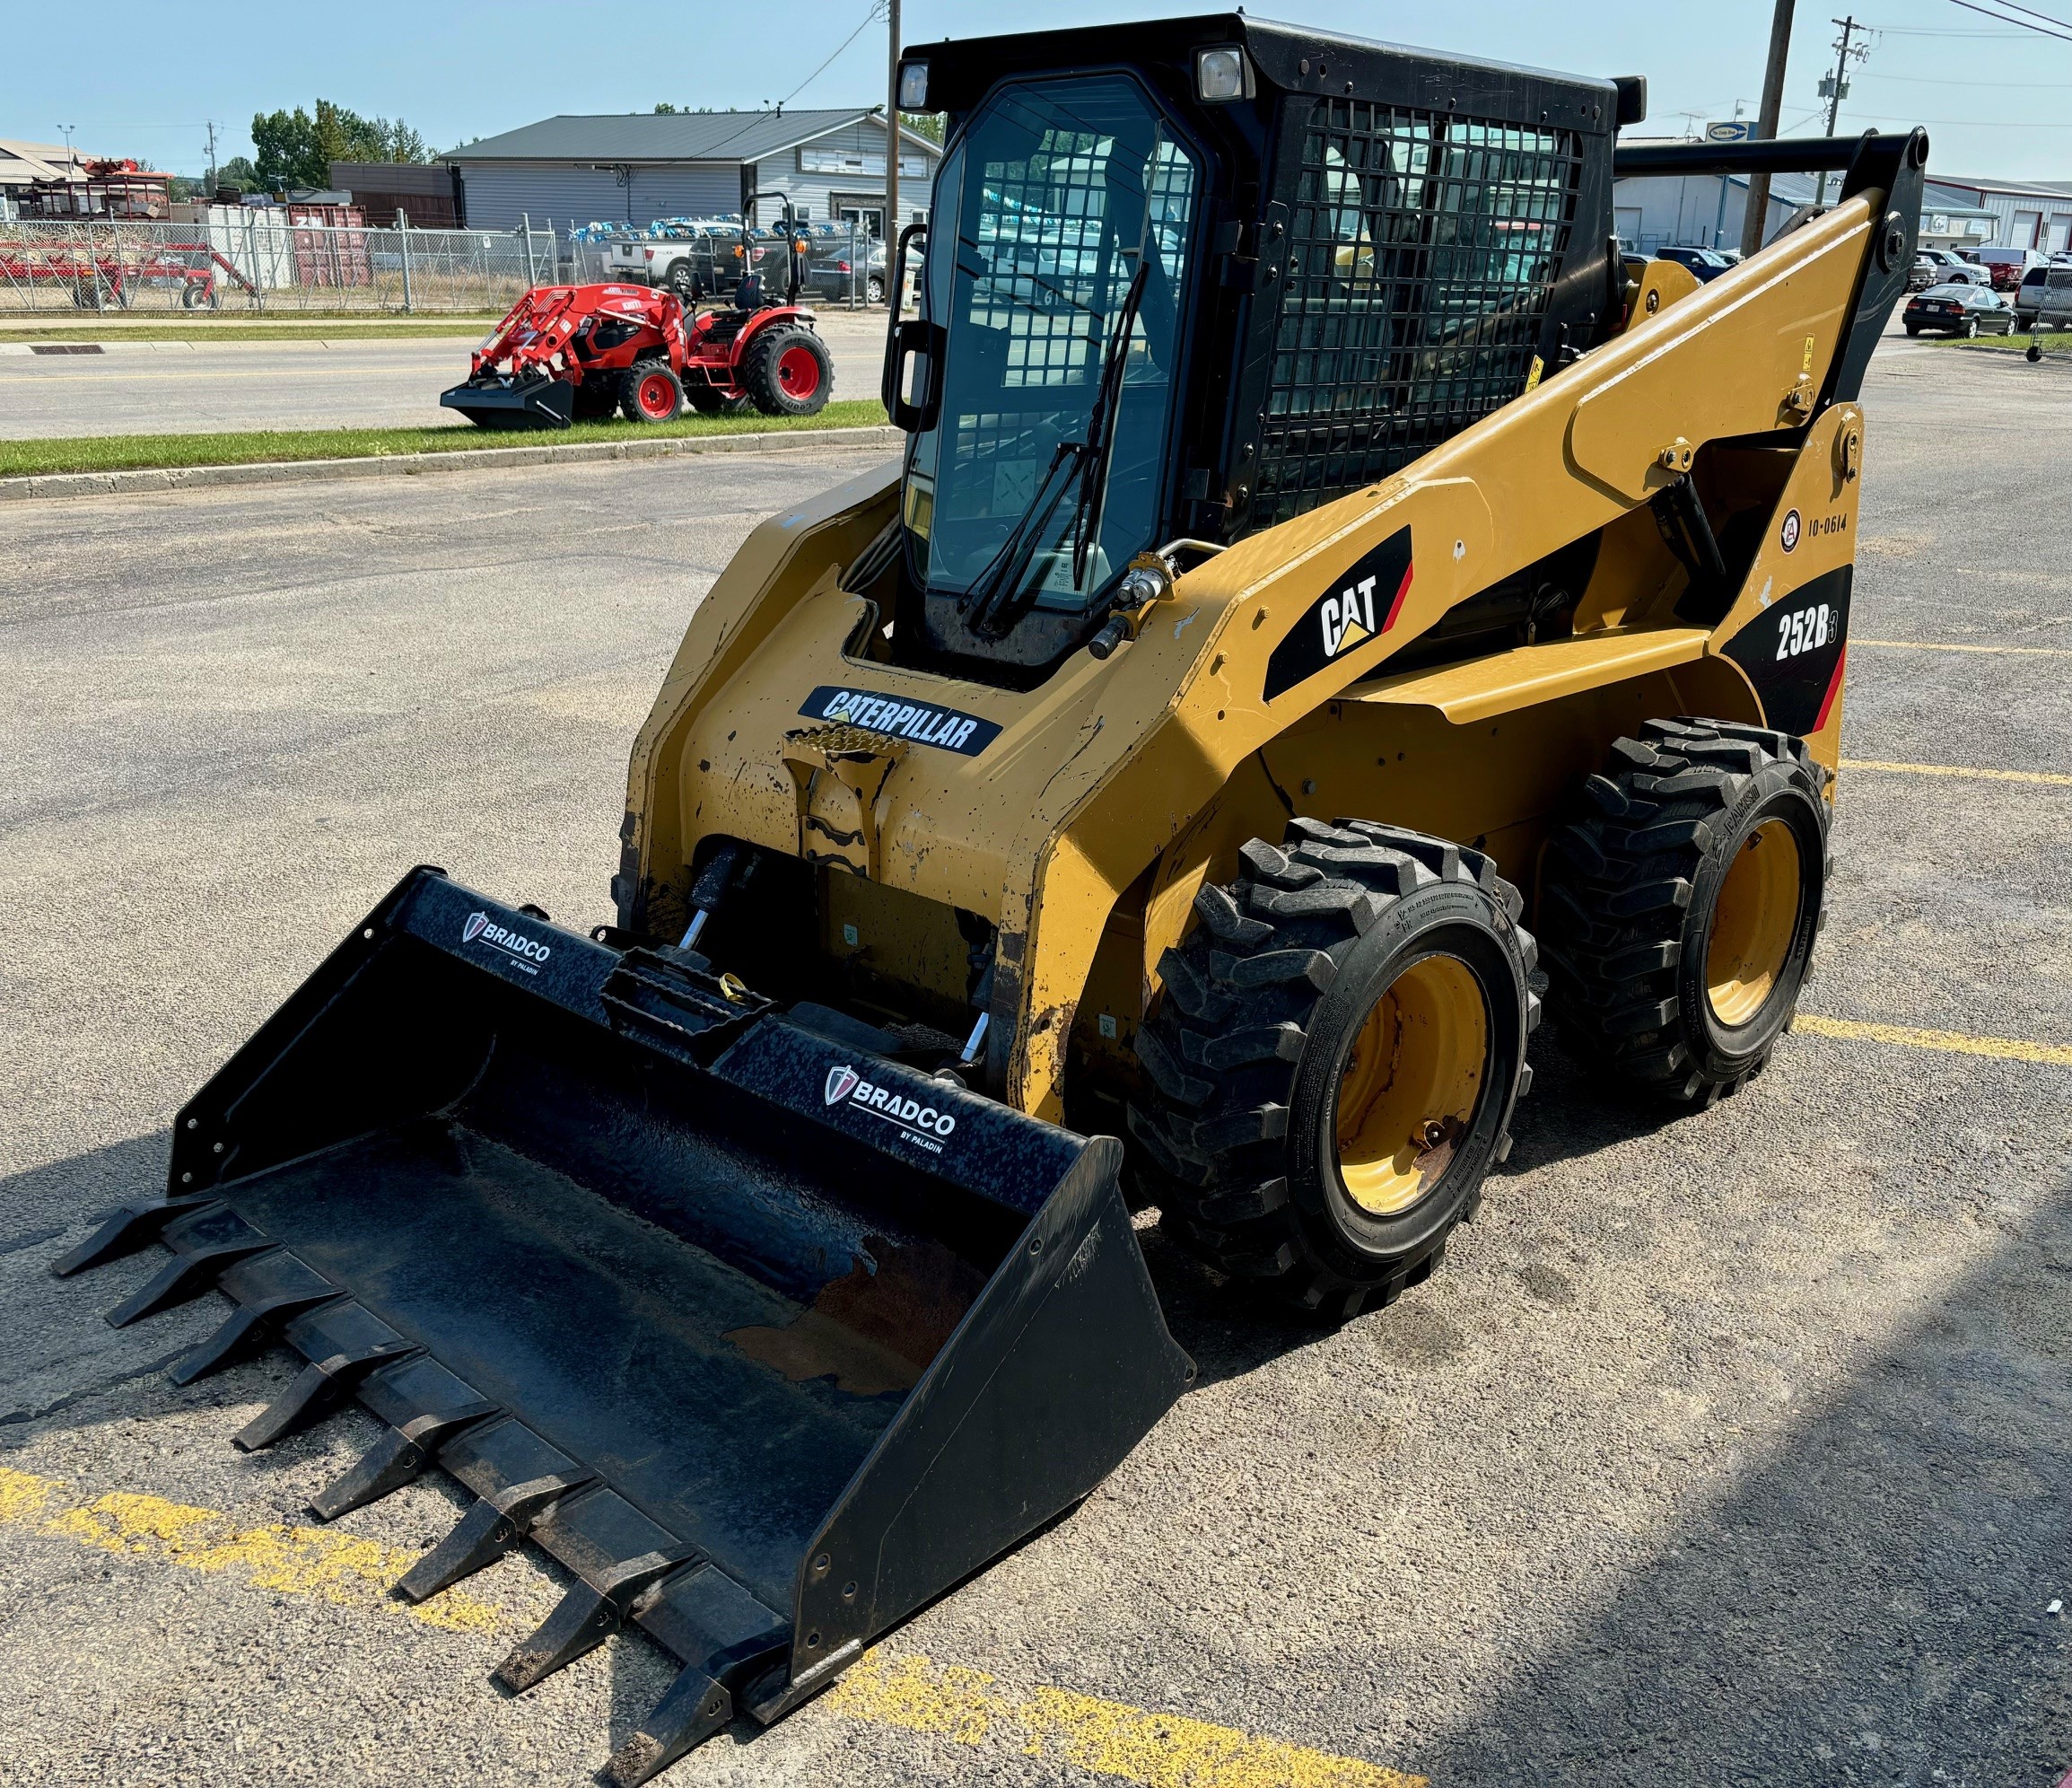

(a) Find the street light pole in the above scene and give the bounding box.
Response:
[1739,0,1795,259]
[885,0,900,310]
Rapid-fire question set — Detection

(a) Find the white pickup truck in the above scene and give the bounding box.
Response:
[605,224,736,300]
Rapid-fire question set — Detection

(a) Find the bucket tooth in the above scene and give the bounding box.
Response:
[606,1667,735,1788]
[164,1250,343,1388]
[493,1547,701,1694]
[615,1565,790,1778]
[50,1195,217,1278]
[393,1468,593,1603]
[309,1401,498,1523]
[232,1339,422,1452]
[105,1238,274,1329]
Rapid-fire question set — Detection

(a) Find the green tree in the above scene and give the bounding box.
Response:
[251,107,324,189]
[215,154,258,193]
[899,110,944,145]
[653,101,678,114]
[252,100,431,190]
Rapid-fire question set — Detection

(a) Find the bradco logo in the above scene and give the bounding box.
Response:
[821,1062,957,1152]
[460,910,552,974]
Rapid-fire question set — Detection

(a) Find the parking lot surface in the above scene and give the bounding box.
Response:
[3,344,2070,1788]
[0,309,890,437]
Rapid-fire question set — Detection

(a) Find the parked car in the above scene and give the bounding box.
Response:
[1973,246,2048,292]
[1657,244,1734,283]
[2014,262,2072,331]
[1916,247,1990,286]
[1903,282,2016,337]
[798,222,888,303]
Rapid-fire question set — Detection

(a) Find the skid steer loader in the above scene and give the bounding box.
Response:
[58,14,1922,1779]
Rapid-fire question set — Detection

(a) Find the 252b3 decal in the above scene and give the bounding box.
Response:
[1722,565,1853,736]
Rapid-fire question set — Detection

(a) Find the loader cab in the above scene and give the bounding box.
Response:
[879,15,1623,685]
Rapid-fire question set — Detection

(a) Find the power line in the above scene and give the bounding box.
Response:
[1945,0,2072,42]
[1993,0,2072,31]
[782,0,887,108]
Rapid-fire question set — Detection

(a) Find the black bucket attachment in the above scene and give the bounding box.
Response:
[57,868,1190,1781]
[439,374,578,430]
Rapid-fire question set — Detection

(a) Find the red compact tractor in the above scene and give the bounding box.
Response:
[441,197,832,429]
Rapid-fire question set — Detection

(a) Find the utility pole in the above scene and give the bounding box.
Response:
[1740,0,1796,259]
[885,0,900,310]
[205,120,220,195]
[1815,15,1869,205]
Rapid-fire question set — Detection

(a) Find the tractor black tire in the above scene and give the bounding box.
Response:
[741,326,832,416]
[1129,817,1540,1322]
[1540,718,1830,1106]
[681,372,749,416]
[620,359,685,424]
[573,377,619,421]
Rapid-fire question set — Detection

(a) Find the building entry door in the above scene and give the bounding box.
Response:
[835,200,886,241]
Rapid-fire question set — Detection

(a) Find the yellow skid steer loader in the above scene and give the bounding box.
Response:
[59,15,1922,1779]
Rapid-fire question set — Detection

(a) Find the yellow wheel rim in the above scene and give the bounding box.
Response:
[1705,818,1802,1027]
[1333,955,1488,1217]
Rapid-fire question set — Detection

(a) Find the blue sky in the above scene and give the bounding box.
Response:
[7,0,2068,181]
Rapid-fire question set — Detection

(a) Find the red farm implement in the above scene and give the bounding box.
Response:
[440,196,831,430]
[0,236,254,311]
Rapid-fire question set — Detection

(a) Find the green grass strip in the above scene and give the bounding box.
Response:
[0,400,889,478]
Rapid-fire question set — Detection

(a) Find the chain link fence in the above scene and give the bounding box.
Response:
[0,215,891,315]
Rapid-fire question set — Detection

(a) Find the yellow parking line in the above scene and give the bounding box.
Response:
[1854,637,2072,657]
[825,1651,1423,1788]
[1797,1013,2072,1066]
[0,1464,502,1634]
[0,1464,1415,1785]
[1841,758,2072,787]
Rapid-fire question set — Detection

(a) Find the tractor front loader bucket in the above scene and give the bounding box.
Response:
[439,375,577,429]
[57,868,1192,1781]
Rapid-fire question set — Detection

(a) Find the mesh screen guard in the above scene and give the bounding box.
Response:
[1256,98,1585,526]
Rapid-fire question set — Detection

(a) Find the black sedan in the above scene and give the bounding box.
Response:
[1903,283,2015,337]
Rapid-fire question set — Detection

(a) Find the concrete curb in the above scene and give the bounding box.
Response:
[0,425,903,503]
[0,337,482,355]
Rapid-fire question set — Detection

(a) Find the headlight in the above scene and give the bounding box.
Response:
[897,60,930,110]
[1194,46,1249,102]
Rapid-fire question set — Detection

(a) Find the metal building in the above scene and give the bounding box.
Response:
[441,108,939,236]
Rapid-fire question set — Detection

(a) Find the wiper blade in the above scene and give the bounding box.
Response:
[1068,254,1152,589]
[958,437,1085,639]
[958,254,1153,640]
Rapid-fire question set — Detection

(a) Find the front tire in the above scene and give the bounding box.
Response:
[1130,819,1539,1321]
[1541,718,1829,1104]
[620,359,684,423]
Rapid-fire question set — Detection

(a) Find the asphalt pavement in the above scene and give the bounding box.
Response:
[2,344,2069,1788]
[0,310,891,437]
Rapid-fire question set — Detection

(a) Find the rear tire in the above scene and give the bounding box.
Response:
[620,359,684,423]
[741,327,832,416]
[1540,718,1829,1105]
[1130,818,1539,1321]
[867,273,885,305]
[1963,317,1980,338]
[663,259,697,300]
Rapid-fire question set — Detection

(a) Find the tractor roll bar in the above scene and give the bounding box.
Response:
[1613,129,1928,179]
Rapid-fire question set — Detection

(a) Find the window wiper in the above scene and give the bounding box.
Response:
[1067,254,1151,589]
[957,437,1087,639]
[958,254,1151,639]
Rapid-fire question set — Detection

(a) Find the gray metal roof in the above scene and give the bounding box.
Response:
[443,108,937,166]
